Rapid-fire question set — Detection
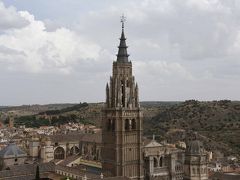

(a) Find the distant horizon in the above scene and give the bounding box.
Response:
[1,99,239,107]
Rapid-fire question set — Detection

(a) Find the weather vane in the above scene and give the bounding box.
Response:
[120,14,126,29]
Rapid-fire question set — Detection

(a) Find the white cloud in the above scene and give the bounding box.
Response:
[0,5,109,74]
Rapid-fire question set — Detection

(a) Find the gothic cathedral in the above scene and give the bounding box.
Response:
[102,18,144,180]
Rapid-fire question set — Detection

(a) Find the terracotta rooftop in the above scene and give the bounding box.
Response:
[0,162,55,180]
[46,132,102,143]
[209,172,240,180]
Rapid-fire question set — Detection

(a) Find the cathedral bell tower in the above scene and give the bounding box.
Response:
[102,16,144,180]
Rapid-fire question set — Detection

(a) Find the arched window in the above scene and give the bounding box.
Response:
[125,119,130,130]
[91,146,96,156]
[197,167,200,174]
[192,167,196,174]
[175,166,179,171]
[54,147,65,159]
[126,80,129,87]
[160,156,163,167]
[107,119,111,131]
[70,146,80,155]
[132,119,136,130]
[154,157,158,167]
[112,119,115,131]
[96,149,100,161]
[83,145,88,155]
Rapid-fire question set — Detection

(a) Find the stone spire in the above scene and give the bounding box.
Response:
[102,16,143,179]
[116,15,129,63]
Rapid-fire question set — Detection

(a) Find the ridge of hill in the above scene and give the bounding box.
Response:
[0,101,174,127]
[145,100,240,157]
[0,103,75,116]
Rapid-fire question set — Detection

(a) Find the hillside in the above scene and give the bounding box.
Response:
[1,102,171,127]
[0,104,75,117]
[145,100,240,157]
[1,100,240,157]
[13,103,99,127]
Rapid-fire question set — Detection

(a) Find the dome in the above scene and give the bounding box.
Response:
[186,140,205,155]
[0,143,27,158]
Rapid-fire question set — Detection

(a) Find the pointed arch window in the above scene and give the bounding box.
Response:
[112,119,115,131]
[107,119,111,131]
[197,167,200,174]
[154,157,158,167]
[54,147,65,160]
[125,119,130,130]
[107,119,115,131]
[192,167,196,174]
[121,80,125,107]
[160,156,163,167]
[126,80,129,87]
[132,119,136,130]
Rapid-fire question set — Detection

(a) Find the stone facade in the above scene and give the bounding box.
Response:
[28,133,102,163]
[29,137,40,160]
[143,137,184,180]
[40,137,54,163]
[101,20,143,180]
[183,134,208,180]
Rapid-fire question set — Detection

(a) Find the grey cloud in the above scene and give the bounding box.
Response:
[76,0,240,61]
[0,0,240,105]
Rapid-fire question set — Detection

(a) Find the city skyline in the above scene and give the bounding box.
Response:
[1,0,240,105]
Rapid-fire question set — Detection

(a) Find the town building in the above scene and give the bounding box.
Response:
[143,136,184,180]
[183,134,208,180]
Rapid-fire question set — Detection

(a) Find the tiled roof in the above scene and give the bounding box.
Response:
[56,164,99,178]
[46,132,102,143]
[0,162,55,179]
[209,172,240,180]
[0,143,27,158]
[58,155,80,166]
[47,133,85,142]
[145,139,162,148]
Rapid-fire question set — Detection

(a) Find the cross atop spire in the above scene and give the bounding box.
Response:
[121,14,126,30]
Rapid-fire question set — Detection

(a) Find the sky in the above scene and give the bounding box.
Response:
[0,0,240,105]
